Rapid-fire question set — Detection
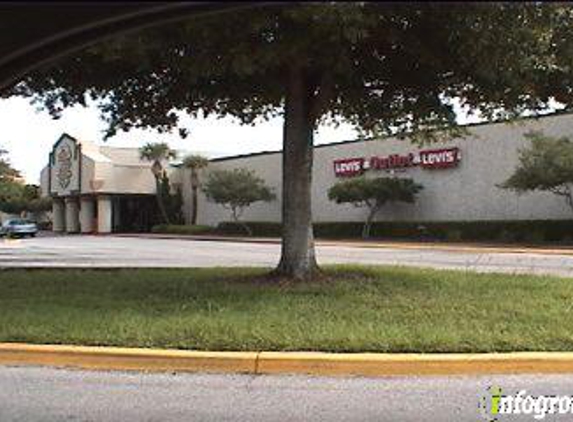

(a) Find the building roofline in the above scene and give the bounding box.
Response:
[99,146,142,151]
[56,108,573,166]
[209,109,573,163]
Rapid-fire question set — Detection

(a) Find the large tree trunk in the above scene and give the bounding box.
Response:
[274,66,319,279]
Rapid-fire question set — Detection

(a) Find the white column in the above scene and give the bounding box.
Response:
[97,195,112,234]
[52,199,66,232]
[65,197,80,233]
[80,197,95,234]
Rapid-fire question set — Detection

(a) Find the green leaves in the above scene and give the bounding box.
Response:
[501,131,573,210]
[327,176,423,208]
[139,142,177,160]
[328,176,423,237]
[8,4,573,140]
[182,154,209,171]
[0,149,45,214]
[138,142,178,223]
[0,149,20,183]
[158,172,184,224]
[202,168,276,215]
[0,180,50,215]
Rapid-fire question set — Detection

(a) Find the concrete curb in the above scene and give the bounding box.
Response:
[2,343,573,377]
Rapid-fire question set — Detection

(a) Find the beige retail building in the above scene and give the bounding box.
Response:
[41,112,573,233]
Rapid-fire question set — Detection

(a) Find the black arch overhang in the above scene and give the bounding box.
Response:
[0,2,283,92]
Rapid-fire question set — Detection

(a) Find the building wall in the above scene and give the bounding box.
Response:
[39,166,49,196]
[80,156,96,193]
[39,113,573,230]
[41,134,164,198]
[186,113,573,227]
[191,153,284,226]
[49,135,81,196]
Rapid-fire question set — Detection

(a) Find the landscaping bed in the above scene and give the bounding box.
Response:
[151,220,573,245]
[217,220,573,243]
[1,266,572,353]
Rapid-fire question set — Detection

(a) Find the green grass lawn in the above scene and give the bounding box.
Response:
[1,266,572,353]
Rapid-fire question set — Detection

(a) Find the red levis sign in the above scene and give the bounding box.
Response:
[333,158,365,177]
[419,148,460,169]
[333,147,460,177]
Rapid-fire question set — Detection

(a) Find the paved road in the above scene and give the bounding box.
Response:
[1,365,573,421]
[0,235,573,276]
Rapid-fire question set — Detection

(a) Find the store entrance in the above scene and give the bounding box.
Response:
[112,195,161,233]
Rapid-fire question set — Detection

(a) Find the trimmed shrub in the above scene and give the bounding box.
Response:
[497,229,516,243]
[151,224,214,235]
[445,228,463,242]
[215,220,573,243]
[216,222,282,237]
[523,229,546,244]
[36,221,52,231]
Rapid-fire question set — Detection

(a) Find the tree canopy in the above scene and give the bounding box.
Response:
[8,4,573,138]
[328,176,423,238]
[0,184,52,215]
[202,168,275,235]
[139,142,177,174]
[501,131,573,211]
[182,154,209,225]
[0,150,50,215]
[0,148,20,183]
[139,142,177,223]
[182,155,209,173]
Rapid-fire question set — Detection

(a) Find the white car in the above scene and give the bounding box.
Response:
[1,219,38,238]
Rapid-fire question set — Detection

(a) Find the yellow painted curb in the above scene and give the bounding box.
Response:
[0,343,257,373]
[2,343,573,377]
[318,241,573,256]
[257,351,573,377]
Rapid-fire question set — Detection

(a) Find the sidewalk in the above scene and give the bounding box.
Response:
[116,233,573,256]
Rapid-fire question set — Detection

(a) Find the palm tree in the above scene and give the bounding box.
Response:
[182,154,209,225]
[139,142,177,224]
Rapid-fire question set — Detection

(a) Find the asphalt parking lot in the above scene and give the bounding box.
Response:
[0,234,572,276]
[2,366,573,422]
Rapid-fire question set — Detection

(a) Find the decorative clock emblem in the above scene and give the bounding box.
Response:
[56,144,73,189]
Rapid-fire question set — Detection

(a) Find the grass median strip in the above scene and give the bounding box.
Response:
[0,265,572,353]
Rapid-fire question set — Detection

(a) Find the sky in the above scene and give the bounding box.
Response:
[0,95,529,185]
[0,97,363,184]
